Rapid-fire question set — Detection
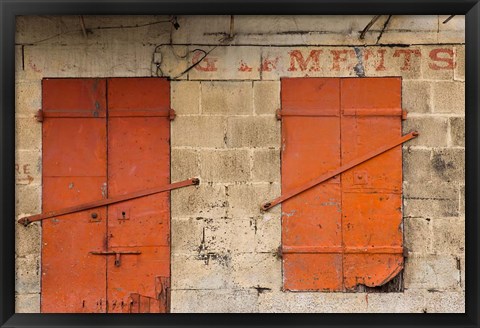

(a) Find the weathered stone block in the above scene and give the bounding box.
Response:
[450,117,465,147]
[171,218,204,254]
[233,15,377,46]
[15,293,40,313]
[171,253,233,289]
[254,81,280,115]
[404,255,461,290]
[363,47,422,79]
[171,116,226,148]
[226,116,280,148]
[430,149,465,183]
[171,149,199,181]
[438,14,465,44]
[15,222,41,257]
[420,46,455,80]
[171,81,200,115]
[432,81,465,114]
[15,150,41,186]
[403,181,459,218]
[454,45,465,81]
[365,290,427,313]
[15,255,40,294]
[171,16,231,45]
[15,185,42,217]
[172,217,257,255]
[255,214,282,253]
[230,252,282,290]
[16,82,42,116]
[403,149,465,185]
[404,217,432,254]
[201,82,253,115]
[431,217,465,255]
[460,256,465,290]
[199,150,250,183]
[252,149,280,183]
[187,46,261,80]
[402,80,431,114]
[16,15,171,46]
[459,184,465,214]
[227,183,280,217]
[151,45,189,79]
[258,292,367,313]
[171,184,227,217]
[16,118,41,150]
[171,289,258,313]
[403,117,448,147]
[425,291,465,313]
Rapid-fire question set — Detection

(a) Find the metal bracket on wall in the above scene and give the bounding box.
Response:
[260,131,419,211]
[18,177,200,226]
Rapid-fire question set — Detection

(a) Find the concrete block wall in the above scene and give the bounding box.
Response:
[15,15,465,313]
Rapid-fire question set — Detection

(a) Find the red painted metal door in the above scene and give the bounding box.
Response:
[41,78,108,312]
[106,78,171,313]
[280,77,404,291]
[41,78,171,312]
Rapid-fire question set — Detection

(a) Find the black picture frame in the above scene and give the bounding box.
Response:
[1,1,478,327]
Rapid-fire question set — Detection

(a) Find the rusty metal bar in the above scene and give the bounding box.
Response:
[35,108,176,120]
[261,131,418,211]
[281,246,404,254]
[276,107,405,119]
[18,177,199,226]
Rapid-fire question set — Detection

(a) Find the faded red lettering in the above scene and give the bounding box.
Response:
[238,61,253,72]
[260,57,279,72]
[288,50,322,72]
[23,164,31,174]
[429,48,455,70]
[331,50,355,71]
[192,51,218,72]
[393,49,421,71]
[375,49,387,71]
[15,164,20,174]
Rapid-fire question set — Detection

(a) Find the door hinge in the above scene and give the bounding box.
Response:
[35,109,44,122]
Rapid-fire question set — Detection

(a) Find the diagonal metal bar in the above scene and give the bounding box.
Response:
[260,132,418,211]
[18,177,200,226]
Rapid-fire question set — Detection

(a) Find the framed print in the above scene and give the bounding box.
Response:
[1,0,479,327]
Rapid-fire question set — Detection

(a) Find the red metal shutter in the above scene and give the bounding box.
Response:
[106,78,171,313]
[40,78,171,312]
[41,78,108,312]
[280,77,404,291]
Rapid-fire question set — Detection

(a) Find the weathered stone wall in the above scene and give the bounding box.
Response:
[15,15,465,313]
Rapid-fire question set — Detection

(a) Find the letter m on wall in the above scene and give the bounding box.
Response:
[280,77,405,291]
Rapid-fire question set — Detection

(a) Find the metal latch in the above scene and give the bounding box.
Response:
[90,250,141,267]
